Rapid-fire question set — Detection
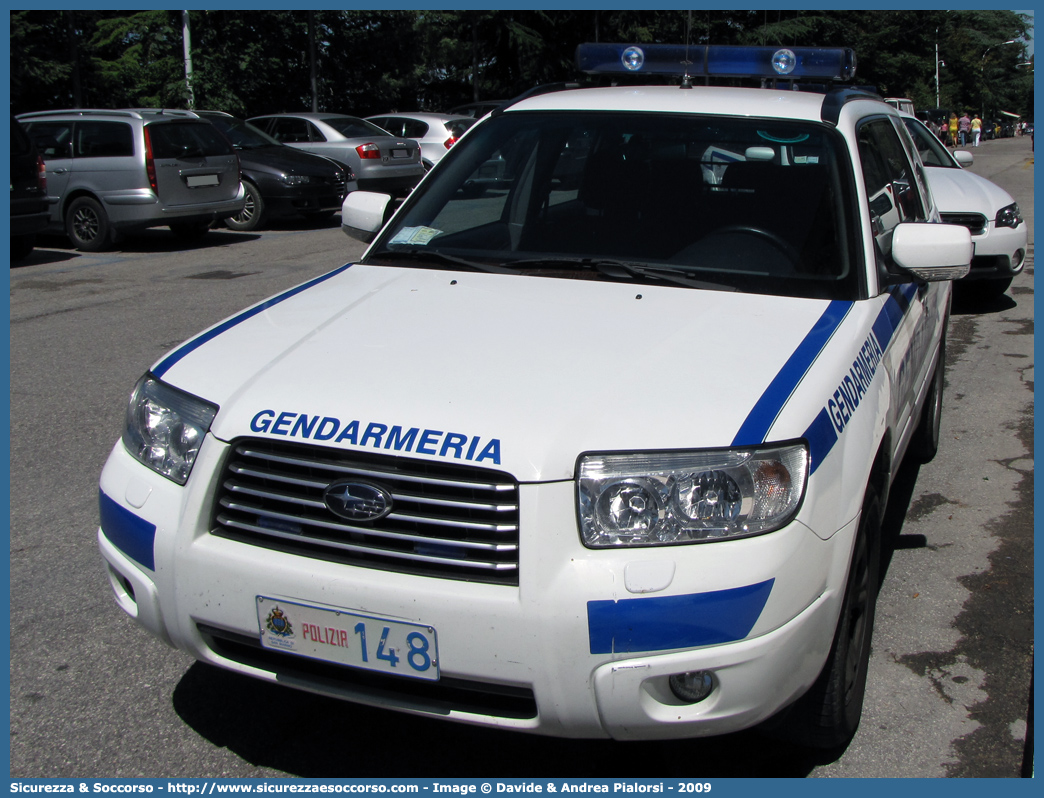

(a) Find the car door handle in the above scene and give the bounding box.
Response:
[51,168,69,174]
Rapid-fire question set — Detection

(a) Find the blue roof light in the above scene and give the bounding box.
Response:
[575,43,857,82]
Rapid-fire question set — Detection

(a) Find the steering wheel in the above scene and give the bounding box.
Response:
[711,225,802,268]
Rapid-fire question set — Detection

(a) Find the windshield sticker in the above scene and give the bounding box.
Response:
[757,130,810,144]
[249,410,502,465]
[389,226,443,246]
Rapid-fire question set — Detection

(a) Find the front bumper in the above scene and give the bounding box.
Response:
[98,437,853,740]
[962,222,1028,282]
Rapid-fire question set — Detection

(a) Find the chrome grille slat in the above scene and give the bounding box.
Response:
[217,501,517,551]
[217,516,518,571]
[212,439,521,585]
[237,446,516,492]
[228,463,517,512]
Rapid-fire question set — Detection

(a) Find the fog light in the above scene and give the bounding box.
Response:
[669,671,715,703]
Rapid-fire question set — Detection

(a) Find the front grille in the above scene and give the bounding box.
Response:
[198,624,538,719]
[941,212,988,236]
[212,439,520,585]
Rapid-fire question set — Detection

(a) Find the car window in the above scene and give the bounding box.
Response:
[320,117,391,138]
[73,121,135,158]
[203,115,280,149]
[11,118,32,155]
[901,118,956,169]
[446,119,475,138]
[24,121,73,159]
[856,117,926,258]
[148,122,233,159]
[402,120,430,138]
[368,117,396,135]
[268,117,311,143]
[368,111,861,301]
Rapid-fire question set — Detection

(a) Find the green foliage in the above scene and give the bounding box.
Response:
[9,10,1035,120]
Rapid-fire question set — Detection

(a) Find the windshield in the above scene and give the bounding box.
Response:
[366,111,861,300]
[322,116,392,138]
[902,118,958,168]
[202,115,280,149]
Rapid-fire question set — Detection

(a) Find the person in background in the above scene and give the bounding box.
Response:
[948,112,959,147]
[958,111,971,147]
[971,114,982,147]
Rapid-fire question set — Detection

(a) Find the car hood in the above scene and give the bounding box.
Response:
[237,145,343,177]
[924,165,1015,216]
[156,265,835,482]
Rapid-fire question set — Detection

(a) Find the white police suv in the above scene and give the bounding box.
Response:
[99,44,972,748]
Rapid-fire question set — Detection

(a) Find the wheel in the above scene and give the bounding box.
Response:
[783,485,882,749]
[911,334,945,462]
[225,182,266,231]
[169,220,212,240]
[11,235,35,261]
[65,196,111,252]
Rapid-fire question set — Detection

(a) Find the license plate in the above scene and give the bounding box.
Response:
[391,148,409,158]
[256,596,439,681]
[186,174,219,187]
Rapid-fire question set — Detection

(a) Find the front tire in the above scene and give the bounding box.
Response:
[65,196,111,252]
[784,485,882,749]
[225,181,266,231]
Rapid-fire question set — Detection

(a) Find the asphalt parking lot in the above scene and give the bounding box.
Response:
[7,134,1034,779]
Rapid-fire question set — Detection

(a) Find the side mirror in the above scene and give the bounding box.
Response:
[891,222,972,282]
[340,191,395,244]
[952,149,974,167]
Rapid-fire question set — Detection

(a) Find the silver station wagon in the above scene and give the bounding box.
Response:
[18,108,245,251]
[248,112,424,197]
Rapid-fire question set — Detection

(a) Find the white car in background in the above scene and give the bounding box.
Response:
[901,113,1027,297]
[366,113,476,170]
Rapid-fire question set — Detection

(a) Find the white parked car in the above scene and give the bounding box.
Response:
[99,44,971,749]
[901,113,1027,296]
[366,113,476,170]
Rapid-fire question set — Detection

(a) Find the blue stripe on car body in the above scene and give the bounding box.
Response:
[152,263,355,378]
[732,300,852,447]
[801,283,921,472]
[99,490,157,570]
[587,579,774,654]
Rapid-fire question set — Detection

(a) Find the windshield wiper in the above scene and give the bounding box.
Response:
[370,248,521,275]
[507,257,736,291]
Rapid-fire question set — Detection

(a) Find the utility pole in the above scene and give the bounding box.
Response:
[182,10,195,109]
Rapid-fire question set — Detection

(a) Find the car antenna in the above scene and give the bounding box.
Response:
[680,11,695,88]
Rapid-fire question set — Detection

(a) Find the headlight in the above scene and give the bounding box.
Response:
[281,174,313,186]
[578,444,808,547]
[996,202,1022,229]
[122,374,218,485]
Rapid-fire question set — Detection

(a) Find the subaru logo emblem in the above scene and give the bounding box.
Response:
[323,480,393,522]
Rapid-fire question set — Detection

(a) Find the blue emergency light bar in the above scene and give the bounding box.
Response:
[575,43,857,81]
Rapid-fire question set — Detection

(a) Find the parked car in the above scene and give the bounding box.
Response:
[101,43,972,749]
[17,109,244,251]
[447,100,507,118]
[193,111,353,231]
[901,113,1027,296]
[365,113,475,170]
[10,116,50,261]
[247,112,423,197]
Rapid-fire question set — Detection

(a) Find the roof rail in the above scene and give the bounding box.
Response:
[17,109,144,120]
